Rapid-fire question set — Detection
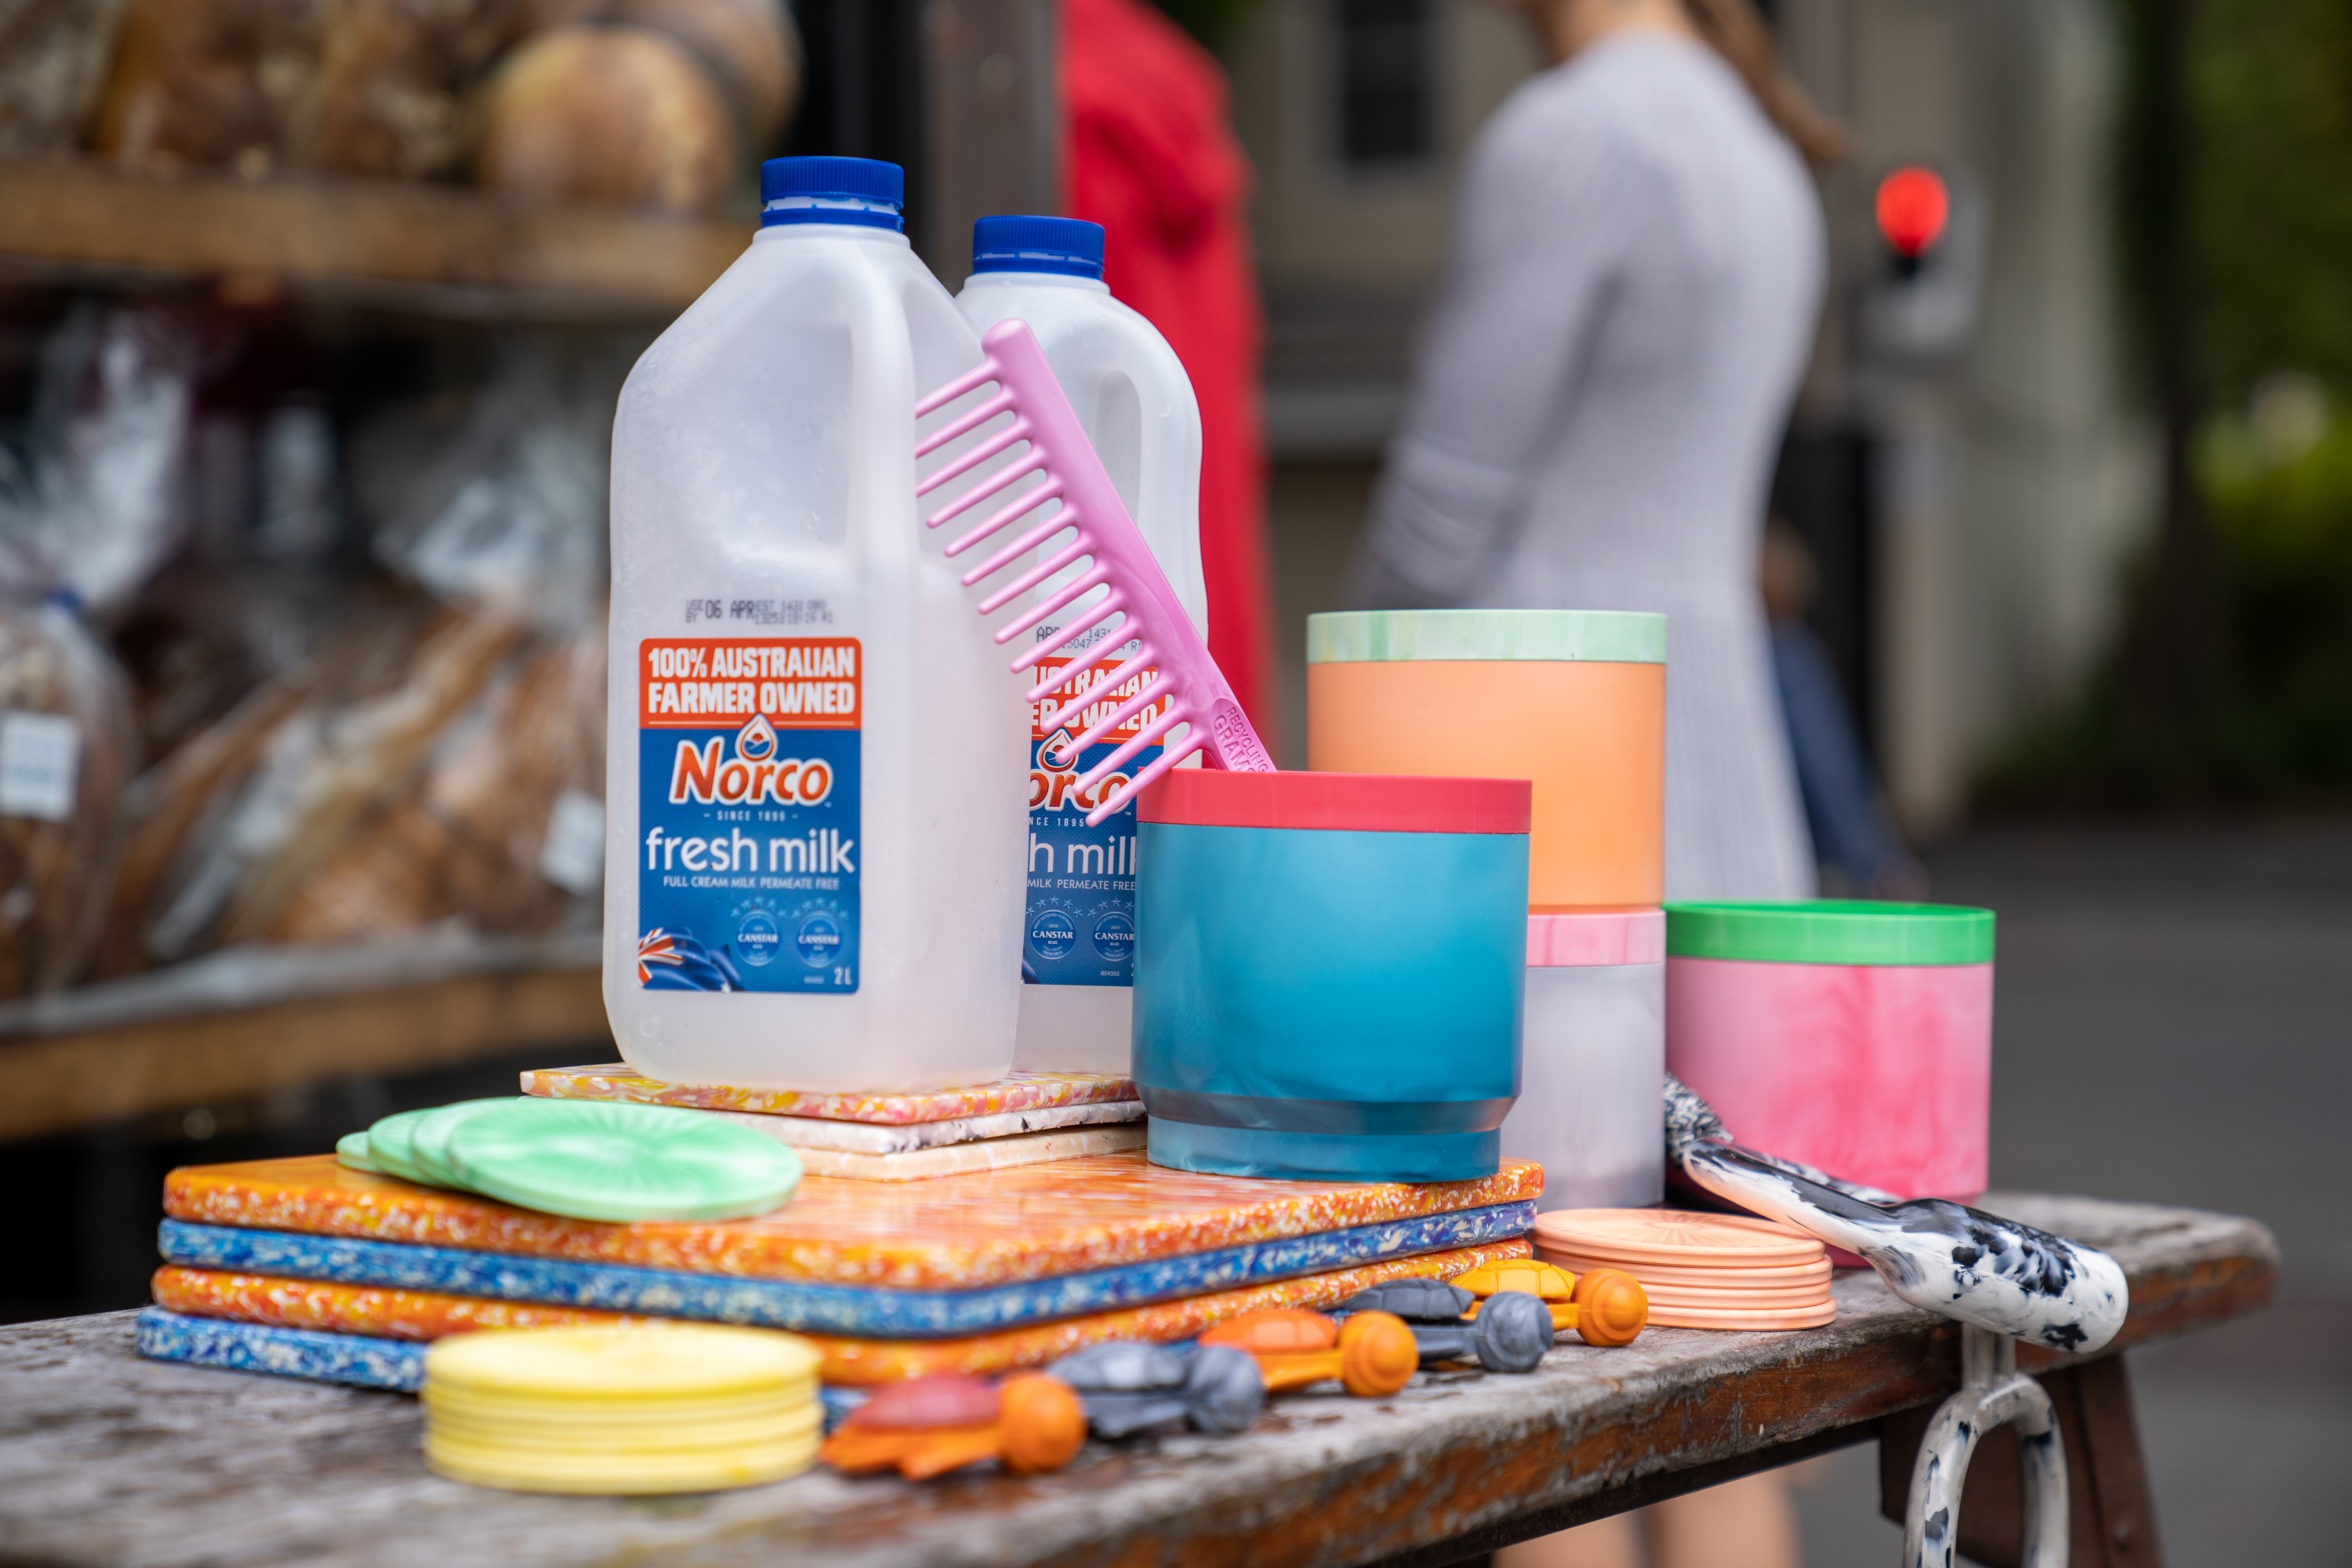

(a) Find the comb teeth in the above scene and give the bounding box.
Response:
[1100,732,1210,815]
[1018,609,1124,678]
[1050,677,1172,765]
[956,504,1077,583]
[997,575,1115,648]
[926,436,1035,512]
[917,320,1275,828]
[915,357,1003,420]
[1042,650,1160,744]
[1040,641,1153,726]
[915,387,1017,457]
[949,485,1068,565]
[1075,704,1191,795]
[920,426,1036,510]
[976,538,1092,615]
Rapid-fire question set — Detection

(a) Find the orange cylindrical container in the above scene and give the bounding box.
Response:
[1305,610,1665,909]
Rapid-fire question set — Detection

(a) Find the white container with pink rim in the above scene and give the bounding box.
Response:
[1664,901,1995,1200]
[1501,908,1665,1211]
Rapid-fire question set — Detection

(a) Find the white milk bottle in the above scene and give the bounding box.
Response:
[955,216,1207,1076]
[605,158,1028,1092]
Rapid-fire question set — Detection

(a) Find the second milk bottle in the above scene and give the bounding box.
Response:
[605,158,1029,1092]
[956,216,1207,1076]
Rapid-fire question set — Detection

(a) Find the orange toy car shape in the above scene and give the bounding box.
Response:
[820,1371,1087,1479]
[1200,1308,1418,1396]
[1454,1259,1650,1348]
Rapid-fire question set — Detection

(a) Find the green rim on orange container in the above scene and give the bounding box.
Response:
[1664,901,1994,967]
[1306,609,1667,666]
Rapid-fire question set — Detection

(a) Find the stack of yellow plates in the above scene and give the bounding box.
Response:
[423,1324,822,1494]
[1533,1210,1837,1330]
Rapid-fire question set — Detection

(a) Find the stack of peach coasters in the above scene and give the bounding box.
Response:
[1531,1210,1835,1330]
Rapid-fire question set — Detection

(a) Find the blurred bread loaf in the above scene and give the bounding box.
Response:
[612,0,797,149]
[0,0,132,154]
[97,0,530,180]
[94,0,305,174]
[296,0,532,179]
[215,604,525,945]
[476,24,736,214]
[0,604,136,997]
[93,0,793,204]
[93,598,524,971]
[272,616,605,942]
[89,593,436,978]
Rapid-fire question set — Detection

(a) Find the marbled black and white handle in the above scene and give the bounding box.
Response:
[1663,1076,2129,1354]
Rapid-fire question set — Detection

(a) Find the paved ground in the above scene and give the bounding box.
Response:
[1793,818,2352,1566]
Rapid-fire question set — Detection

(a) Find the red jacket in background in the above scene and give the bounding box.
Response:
[1062,0,1276,747]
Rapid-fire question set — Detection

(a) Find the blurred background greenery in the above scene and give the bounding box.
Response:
[1146,0,1261,51]
[1990,0,2352,804]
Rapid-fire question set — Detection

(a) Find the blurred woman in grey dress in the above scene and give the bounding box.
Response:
[1350,0,1841,1563]
[1348,0,1842,906]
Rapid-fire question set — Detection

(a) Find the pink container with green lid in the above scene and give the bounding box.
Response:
[1664,901,1994,1200]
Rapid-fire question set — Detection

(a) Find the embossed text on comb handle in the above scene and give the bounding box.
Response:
[1207,700,1276,771]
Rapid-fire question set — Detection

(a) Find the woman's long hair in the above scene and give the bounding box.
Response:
[1681,0,1848,165]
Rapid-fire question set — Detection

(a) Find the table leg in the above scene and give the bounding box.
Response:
[1879,1353,2165,1568]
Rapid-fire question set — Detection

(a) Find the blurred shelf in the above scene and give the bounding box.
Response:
[0,938,608,1143]
[0,157,748,322]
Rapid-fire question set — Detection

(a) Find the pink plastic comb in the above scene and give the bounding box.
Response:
[915,319,1274,826]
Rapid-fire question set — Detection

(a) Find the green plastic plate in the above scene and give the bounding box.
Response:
[410,1099,530,1188]
[365,1107,456,1188]
[445,1099,803,1224]
[335,1131,378,1174]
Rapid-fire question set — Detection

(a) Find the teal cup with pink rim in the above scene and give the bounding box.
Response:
[1132,770,1532,1181]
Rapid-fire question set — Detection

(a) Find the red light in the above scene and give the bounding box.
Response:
[1876,167,1949,260]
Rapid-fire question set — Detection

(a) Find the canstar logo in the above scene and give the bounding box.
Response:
[670,715,835,806]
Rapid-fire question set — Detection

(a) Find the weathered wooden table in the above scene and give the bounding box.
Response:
[0,1194,2274,1568]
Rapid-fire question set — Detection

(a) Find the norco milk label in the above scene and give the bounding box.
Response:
[637,637,861,993]
[1024,652,1163,989]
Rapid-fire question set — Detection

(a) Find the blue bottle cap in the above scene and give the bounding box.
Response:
[760,157,904,231]
[971,215,1105,278]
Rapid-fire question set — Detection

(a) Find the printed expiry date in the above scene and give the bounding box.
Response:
[683,597,835,626]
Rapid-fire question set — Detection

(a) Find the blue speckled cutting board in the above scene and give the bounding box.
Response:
[159,1200,1534,1338]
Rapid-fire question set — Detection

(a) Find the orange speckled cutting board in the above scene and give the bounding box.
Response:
[165,1152,1546,1292]
[151,1239,1531,1385]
